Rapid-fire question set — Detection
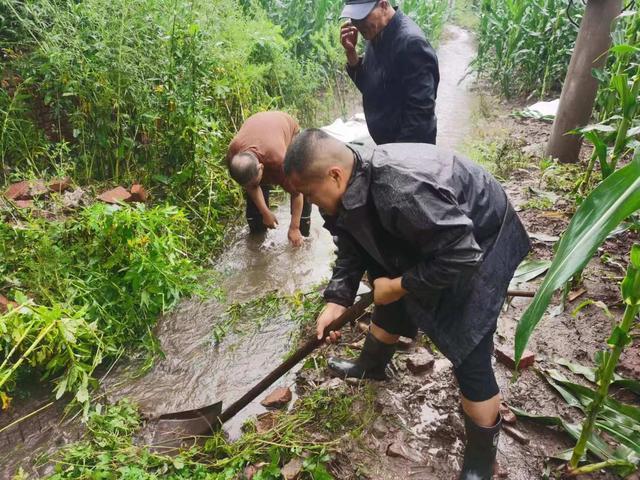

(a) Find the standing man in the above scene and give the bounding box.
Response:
[226,111,310,246]
[340,0,439,144]
[284,130,530,479]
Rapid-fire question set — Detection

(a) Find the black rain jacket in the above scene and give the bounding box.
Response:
[347,10,439,145]
[322,144,530,366]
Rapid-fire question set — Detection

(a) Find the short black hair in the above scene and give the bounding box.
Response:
[228,152,259,186]
[284,128,332,177]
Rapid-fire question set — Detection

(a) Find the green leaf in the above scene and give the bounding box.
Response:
[607,326,632,348]
[515,152,640,367]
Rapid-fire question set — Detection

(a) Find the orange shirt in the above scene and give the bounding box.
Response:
[227,111,300,193]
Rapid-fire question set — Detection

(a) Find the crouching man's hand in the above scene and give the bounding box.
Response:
[373,277,407,305]
[316,302,347,343]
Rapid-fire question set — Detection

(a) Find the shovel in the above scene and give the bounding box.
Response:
[150,290,373,446]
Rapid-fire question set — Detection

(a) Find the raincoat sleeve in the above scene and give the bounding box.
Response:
[323,233,367,307]
[396,38,437,142]
[376,181,484,303]
[346,57,365,92]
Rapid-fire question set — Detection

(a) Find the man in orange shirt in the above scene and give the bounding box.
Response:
[226,111,310,246]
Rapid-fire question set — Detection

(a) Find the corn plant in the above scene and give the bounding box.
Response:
[576,12,640,194]
[514,150,640,366]
[567,244,640,474]
[475,0,582,98]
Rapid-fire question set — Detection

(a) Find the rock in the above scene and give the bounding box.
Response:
[15,200,34,209]
[319,378,344,391]
[244,463,267,480]
[48,177,72,193]
[494,346,535,370]
[130,184,148,203]
[260,387,292,409]
[97,186,132,204]
[386,441,423,462]
[281,458,303,480]
[4,181,30,200]
[406,348,435,374]
[28,180,48,198]
[397,336,414,350]
[499,403,516,425]
[255,411,277,434]
[370,418,388,438]
[0,294,17,313]
[62,188,85,209]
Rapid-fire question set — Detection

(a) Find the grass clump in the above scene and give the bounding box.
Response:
[44,384,376,480]
[0,203,204,408]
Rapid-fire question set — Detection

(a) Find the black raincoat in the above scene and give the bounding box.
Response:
[322,144,530,367]
[347,10,439,145]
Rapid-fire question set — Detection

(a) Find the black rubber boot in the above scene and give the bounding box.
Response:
[327,331,396,380]
[459,413,502,480]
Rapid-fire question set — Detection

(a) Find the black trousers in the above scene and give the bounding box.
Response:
[245,185,311,235]
[372,299,499,402]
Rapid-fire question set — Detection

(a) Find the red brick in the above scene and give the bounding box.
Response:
[495,346,535,370]
[97,186,132,204]
[130,184,148,203]
[4,181,30,200]
[260,387,292,409]
[48,177,72,193]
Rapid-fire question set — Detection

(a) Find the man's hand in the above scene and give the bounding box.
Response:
[288,226,303,247]
[316,302,348,343]
[340,21,359,67]
[262,210,278,229]
[373,277,407,305]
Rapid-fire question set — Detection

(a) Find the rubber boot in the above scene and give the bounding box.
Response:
[458,413,502,480]
[300,216,311,237]
[327,331,396,380]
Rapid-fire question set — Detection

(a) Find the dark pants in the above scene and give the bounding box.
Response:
[245,185,311,235]
[372,299,499,402]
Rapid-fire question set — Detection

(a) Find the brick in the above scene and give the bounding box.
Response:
[495,346,535,370]
[97,186,132,204]
[4,181,30,200]
[260,387,292,409]
[130,184,148,203]
[48,177,72,193]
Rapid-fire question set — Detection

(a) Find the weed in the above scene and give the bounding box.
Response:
[466,138,530,180]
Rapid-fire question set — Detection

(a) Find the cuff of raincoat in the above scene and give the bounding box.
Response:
[323,291,355,308]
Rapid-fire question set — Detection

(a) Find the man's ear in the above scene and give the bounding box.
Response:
[328,166,344,185]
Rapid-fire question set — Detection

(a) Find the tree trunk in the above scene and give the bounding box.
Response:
[545,0,623,163]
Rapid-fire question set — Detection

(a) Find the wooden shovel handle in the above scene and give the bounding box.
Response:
[218,291,373,424]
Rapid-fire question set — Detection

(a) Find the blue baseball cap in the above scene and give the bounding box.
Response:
[340,0,378,20]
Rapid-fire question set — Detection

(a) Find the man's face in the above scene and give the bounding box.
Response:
[289,168,346,216]
[352,1,387,40]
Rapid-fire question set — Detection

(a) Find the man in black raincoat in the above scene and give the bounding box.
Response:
[340,0,439,144]
[284,130,530,480]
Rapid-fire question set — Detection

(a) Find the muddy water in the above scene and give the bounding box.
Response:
[105,203,335,439]
[435,25,479,151]
[0,24,481,478]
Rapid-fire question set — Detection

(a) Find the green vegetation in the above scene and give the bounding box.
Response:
[0,203,204,408]
[38,381,376,479]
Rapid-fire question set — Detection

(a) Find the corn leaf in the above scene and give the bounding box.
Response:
[515,152,640,366]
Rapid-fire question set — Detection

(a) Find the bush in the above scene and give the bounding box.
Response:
[0,203,204,406]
